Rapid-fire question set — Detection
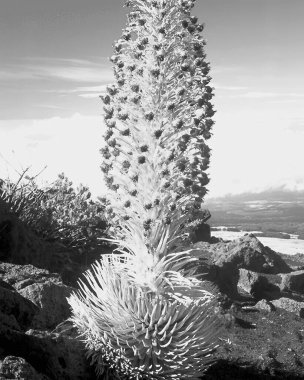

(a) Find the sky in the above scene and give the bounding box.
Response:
[0,0,304,198]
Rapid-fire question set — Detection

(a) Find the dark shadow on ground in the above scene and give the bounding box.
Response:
[204,359,304,379]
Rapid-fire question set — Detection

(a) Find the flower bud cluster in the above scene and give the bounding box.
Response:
[101,0,214,247]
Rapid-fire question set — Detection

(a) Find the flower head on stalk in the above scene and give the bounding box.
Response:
[69,0,221,378]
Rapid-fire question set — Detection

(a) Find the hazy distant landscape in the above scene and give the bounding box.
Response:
[205,189,304,255]
[206,189,304,237]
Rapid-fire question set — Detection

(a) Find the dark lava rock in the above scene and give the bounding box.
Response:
[0,212,83,285]
[255,299,275,312]
[200,234,291,274]
[189,222,211,243]
[193,234,291,299]
[0,285,38,330]
[0,311,22,331]
[272,297,304,317]
[0,356,49,380]
[188,209,212,243]
[0,263,74,330]
[0,279,14,290]
[280,270,304,294]
[0,262,95,379]
[0,262,63,288]
[237,269,281,301]
[0,323,95,380]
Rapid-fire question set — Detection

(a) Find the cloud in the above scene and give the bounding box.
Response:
[78,93,102,99]
[288,119,304,133]
[78,92,100,99]
[1,111,303,199]
[208,113,304,197]
[73,85,108,93]
[1,55,303,199]
[0,70,36,81]
[213,84,248,91]
[0,114,107,197]
[0,57,113,120]
[212,65,243,75]
[0,58,114,84]
[36,65,112,83]
[241,91,280,98]
[61,84,108,98]
[229,91,304,99]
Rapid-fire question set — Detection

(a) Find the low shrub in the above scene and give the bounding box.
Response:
[0,172,109,252]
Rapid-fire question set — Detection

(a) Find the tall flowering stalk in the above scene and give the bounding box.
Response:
[68,0,220,378]
[101,0,214,249]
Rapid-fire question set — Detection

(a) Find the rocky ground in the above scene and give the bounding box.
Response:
[0,211,303,379]
[193,235,304,379]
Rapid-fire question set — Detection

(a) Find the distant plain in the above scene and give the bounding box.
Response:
[206,190,304,255]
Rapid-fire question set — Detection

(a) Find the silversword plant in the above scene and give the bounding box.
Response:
[68,0,220,378]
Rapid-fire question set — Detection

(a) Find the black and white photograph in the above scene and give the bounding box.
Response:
[0,1,303,379]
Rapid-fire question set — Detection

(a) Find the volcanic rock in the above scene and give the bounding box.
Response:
[0,263,74,330]
[0,324,94,380]
[0,212,79,284]
[280,270,304,294]
[237,269,281,301]
[195,234,291,274]
[0,356,49,380]
[255,299,275,312]
[272,297,304,317]
[0,284,38,329]
[192,234,291,298]
[189,222,211,243]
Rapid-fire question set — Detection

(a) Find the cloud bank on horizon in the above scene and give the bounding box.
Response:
[0,0,303,198]
[1,108,303,199]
